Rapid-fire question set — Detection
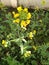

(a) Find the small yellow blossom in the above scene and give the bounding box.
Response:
[32,30,36,35]
[15,19,20,23]
[13,20,16,23]
[21,20,27,27]
[4,44,8,47]
[2,40,8,47]
[0,2,5,8]
[24,51,31,57]
[12,11,15,15]
[41,0,46,6]
[21,20,30,28]
[27,13,31,19]
[29,30,36,39]
[23,8,28,12]
[39,19,42,23]
[2,40,6,45]
[26,20,30,25]
[33,46,37,51]
[13,19,20,23]
[14,13,19,18]
[17,6,23,12]
[29,32,34,39]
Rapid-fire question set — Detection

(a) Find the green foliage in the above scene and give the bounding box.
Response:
[0,6,49,65]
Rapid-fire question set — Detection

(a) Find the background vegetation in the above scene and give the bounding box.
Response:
[0,3,49,65]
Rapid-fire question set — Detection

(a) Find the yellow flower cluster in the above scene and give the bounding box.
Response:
[41,0,46,6]
[12,6,31,29]
[21,20,30,28]
[29,30,36,39]
[0,2,5,8]
[24,51,31,57]
[17,6,23,12]
[2,40,8,47]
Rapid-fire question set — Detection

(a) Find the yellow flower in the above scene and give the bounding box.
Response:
[13,19,20,23]
[33,46,37,51]
[21,20,27,27]
[2,40,8,47]
[32,30,36,35]
[27,13,31,19]
[29,32,34,39]
[15,19,20,23]
[4,44,8,47]
[21,20,30,28]
[13,20,16,23]
[39,19,42,23]
[0,2,5,8]
[14,13,19,18]
[12,11,15,15]
[17,6,23,12]
[26,20,30,25]
[2,40,6,45]
[41,0,46,5]
[23,8,28,12]
[24,51,31,57]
